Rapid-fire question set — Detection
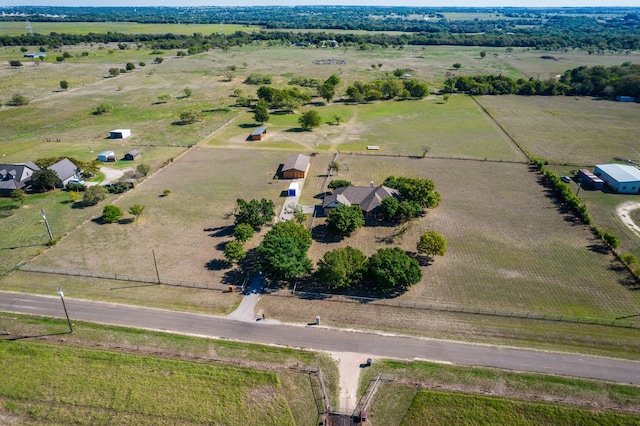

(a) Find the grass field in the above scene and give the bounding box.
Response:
[363,359,640,424]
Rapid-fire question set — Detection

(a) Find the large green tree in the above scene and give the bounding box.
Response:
[257,221,312,281]
[234,198,275,230]
[298,110,322,129]
[253,100,270,124]
[417,230,447,259]
[383,176,441,208]
[326,205,364,236]
[366,247,422,293]
[315,246,367,289]
[31,169,60,192]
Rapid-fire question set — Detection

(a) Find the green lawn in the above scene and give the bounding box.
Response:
[0,340,294,425]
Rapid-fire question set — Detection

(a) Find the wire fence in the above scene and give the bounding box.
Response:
[285,289,640,329]
[19,264,236,292]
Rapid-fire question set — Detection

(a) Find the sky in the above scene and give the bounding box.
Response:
[3,1,640,8]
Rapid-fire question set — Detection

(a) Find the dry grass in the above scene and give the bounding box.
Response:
[477,95,640,166]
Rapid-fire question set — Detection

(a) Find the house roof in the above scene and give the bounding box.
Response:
[251,126,267,136]
[0,162,40,192]
[596,164,640,183]
[98,150,115,157]
[47,158,78,182]
[126,149,141,157]
[323,185,399,213]
[283,154,310,172]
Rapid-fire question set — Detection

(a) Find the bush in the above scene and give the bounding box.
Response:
[65,182,86,192]
[102,204,123,224]
[92,103,113,115]
[9,93,29,106]
[224,241,246,264]
[233,223,255,243]
[327,179,352,190]
[82,186,107,206]
[366,247,422,293]
[245,73,273,85]
[9,60,22,67]
[136,163,150,176]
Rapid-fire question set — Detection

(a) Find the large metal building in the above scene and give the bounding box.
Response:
[593,164,640,194]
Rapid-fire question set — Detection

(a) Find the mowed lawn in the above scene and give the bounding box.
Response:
[209,95,527,161]
[0,341,296,425]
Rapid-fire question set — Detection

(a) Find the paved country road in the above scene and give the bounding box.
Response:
[1,291,639,386]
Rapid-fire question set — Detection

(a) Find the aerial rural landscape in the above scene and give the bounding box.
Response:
[1,4,640,425]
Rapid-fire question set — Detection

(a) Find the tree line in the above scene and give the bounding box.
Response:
[1,6,639,51]
[448,63,640,99]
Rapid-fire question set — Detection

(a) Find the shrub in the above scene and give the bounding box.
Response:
[82,186,107,206]
[9,93,29,106]
[92,103,113,115]
[102,204,124,224]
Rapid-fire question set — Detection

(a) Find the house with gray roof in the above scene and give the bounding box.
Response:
[47,158,81,187]
[0,161,40,196]
[322,185,400,217]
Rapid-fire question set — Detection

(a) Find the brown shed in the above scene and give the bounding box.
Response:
[250,126,267,141]
[282,154,310,179]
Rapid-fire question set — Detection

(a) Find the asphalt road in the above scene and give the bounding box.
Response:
[1,291,639,385]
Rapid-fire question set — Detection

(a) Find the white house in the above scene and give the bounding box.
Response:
[593,164,640,194]
[109,129,131,139]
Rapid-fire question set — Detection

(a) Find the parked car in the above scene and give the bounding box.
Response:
[68,179,85,185]
[560,176,571,183]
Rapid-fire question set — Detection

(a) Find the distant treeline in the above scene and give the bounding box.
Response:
[449,63,640,98]
[1,6,640,51]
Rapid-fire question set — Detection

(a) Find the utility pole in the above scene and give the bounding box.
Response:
[152,249,161,284]
[41,209,54,242]
[57,285,73,333]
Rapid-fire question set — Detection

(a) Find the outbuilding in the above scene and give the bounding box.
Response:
[577,169,604,190]
[123,149,141,161]
[97,150,116,162]
[250,126,267,141]
[282,154,310,179]
[287,182,299,196]
[109,129,131,139]
[593,164,640,194]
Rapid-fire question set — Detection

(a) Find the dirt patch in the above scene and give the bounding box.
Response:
[329,351,373,413]
[616,201,640,237]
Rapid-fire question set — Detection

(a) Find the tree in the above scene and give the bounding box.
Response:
[82,186,107,206]
[333,114,342,125]
[9,60,23,67]
[183,87,192,98]
[325,74,341,87]
[366,247,422,293]
[60,80,69,90]
[224,70,235,81]
[417,231,447,259]
[257,221,312,281]
[319,82,336,103]
[298,110,322,130]
[383,176,440,208]
[224,240,246,264]
[480,51,487,58]
[327,179,352,190]
[10,189,27,205]
[136,163,150,176]
[442,93,450,103]
[153,57,164,64]
[93,103,112,115]
[125,62,135,71]
[179,109,202,124]
[233,223,255,243]
[234,198,275,230]
[128,204,145,222]
[157,93,171,103]
[108,67,120,77]
[253,101,270,124]
[315,246,367,289]
[326,205,364,236]
[380,196,399,221]
[453,63,462,69]
[328,161,340,174]
[31,169,60,192]
[9,94,29,106]
[102,204,123,224]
